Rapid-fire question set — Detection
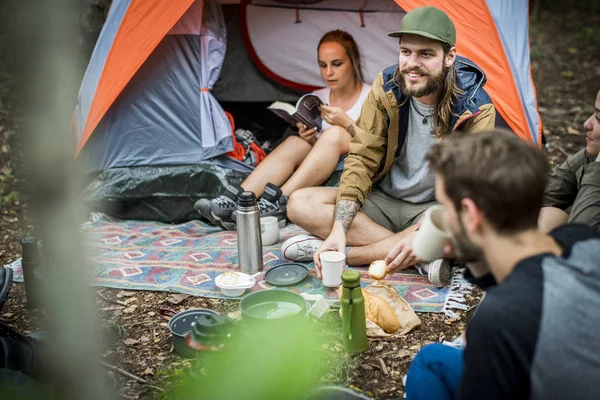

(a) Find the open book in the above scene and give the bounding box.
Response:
[268,93,324,131]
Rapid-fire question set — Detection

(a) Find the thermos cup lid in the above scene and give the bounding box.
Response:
[341,270,361,287]
[237,191,257,207]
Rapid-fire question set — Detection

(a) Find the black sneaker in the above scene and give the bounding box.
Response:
[194,184,242,228]
[231,183,287,227]
[258,183,288,227]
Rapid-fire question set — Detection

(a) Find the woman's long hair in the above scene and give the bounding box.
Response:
[393,44,463,137]
[318,30,364,84]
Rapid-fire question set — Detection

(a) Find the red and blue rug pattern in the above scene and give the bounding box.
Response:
[7,214,472,314]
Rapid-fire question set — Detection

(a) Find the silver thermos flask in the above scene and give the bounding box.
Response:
[236,191,263,274]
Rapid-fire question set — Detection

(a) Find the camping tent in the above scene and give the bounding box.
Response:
[77,0,541,222]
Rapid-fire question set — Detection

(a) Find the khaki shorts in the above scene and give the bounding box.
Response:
[361,187,438,233]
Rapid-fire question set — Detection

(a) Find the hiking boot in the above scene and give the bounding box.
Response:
[232,183,288,228]
[281,234,324,262]
[258,183,288,226]
[194,184,242,228]
[415,258,451,287]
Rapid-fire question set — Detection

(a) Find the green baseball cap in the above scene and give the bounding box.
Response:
[388,6,456,47]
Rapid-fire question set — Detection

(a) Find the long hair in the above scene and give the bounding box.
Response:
[318,30,364,84]
[393,43,464,138]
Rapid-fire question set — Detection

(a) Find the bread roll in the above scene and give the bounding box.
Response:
[336,285,400,334]
[362,289,400,333]
[368,260,388,280]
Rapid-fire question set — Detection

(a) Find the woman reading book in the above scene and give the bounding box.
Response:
[195,30,371,229]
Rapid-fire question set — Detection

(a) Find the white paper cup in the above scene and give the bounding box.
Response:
[260,216,280,246]
[412,205,451,261]
[319,251,345,287]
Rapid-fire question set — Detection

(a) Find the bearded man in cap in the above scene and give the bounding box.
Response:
[283,6,496,286]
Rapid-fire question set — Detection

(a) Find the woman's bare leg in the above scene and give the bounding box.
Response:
[241,136,312,197]
[280,126,351,197]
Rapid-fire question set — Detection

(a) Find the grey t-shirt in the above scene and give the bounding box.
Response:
[377,98,438,203]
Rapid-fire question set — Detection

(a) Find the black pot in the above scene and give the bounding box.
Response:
[160,308,219,358]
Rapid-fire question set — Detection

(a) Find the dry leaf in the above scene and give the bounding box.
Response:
[140,336,150,343]
[123,297,138,305]
[227,311,241,320]
[142,368,154,376]
[166,294,189,305]
[397,349,411,359]
[2,313,14,318]
[147,312,156,316]
[123,305,138,314]
[123,338,139,346]
[101,306,123,311]
[567,126,579,135]
[116,291,136,298]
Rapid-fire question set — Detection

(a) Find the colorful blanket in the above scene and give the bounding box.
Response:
[7,214,472,316]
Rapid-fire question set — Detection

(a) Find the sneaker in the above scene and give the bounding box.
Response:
[419,258,451,287]
[194,184,242,228]
[281,234,324,262]
[232,183,288,228]
[258,183,288,225]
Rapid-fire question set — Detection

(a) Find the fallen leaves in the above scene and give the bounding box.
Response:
[116,291,136,298]
[123,338,139,346]
[123,305,138,314]
[166,294,189,305]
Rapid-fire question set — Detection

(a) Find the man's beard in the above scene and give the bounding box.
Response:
[450,218,484,263]
[399,66,446,98]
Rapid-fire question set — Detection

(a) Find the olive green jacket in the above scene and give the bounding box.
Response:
[337,57,496,205]
[543,149,600,229]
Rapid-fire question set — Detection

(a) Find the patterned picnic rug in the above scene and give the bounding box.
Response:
[7,214,472,316]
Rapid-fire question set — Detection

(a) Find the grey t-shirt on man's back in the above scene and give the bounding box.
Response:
[377,98,439,203]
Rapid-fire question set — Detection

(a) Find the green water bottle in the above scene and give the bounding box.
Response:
[340,270,368,354]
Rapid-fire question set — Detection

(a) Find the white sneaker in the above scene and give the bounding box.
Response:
[415,259,451,287]
[281,234,324,261]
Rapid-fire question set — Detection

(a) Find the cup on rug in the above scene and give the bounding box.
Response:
[412,205,451,262]
[260,216,280,246]
[319,251,345,287]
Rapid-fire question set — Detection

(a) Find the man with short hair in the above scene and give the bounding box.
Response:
[539,88,600,231]
[405,130,600,400]
[283,6,496,286]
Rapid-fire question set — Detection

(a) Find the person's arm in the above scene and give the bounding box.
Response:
[336,74,389,207]
[568,154,600,229]
[543,150,588,210]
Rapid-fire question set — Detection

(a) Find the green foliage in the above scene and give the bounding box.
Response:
[159,317,345,400]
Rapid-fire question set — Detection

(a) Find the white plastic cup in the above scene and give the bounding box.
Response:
[412,205,451,261]
[260,216,280,246]
[319,251,345,287]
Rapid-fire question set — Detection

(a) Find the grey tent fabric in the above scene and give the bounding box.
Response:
[79,0,233,172]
